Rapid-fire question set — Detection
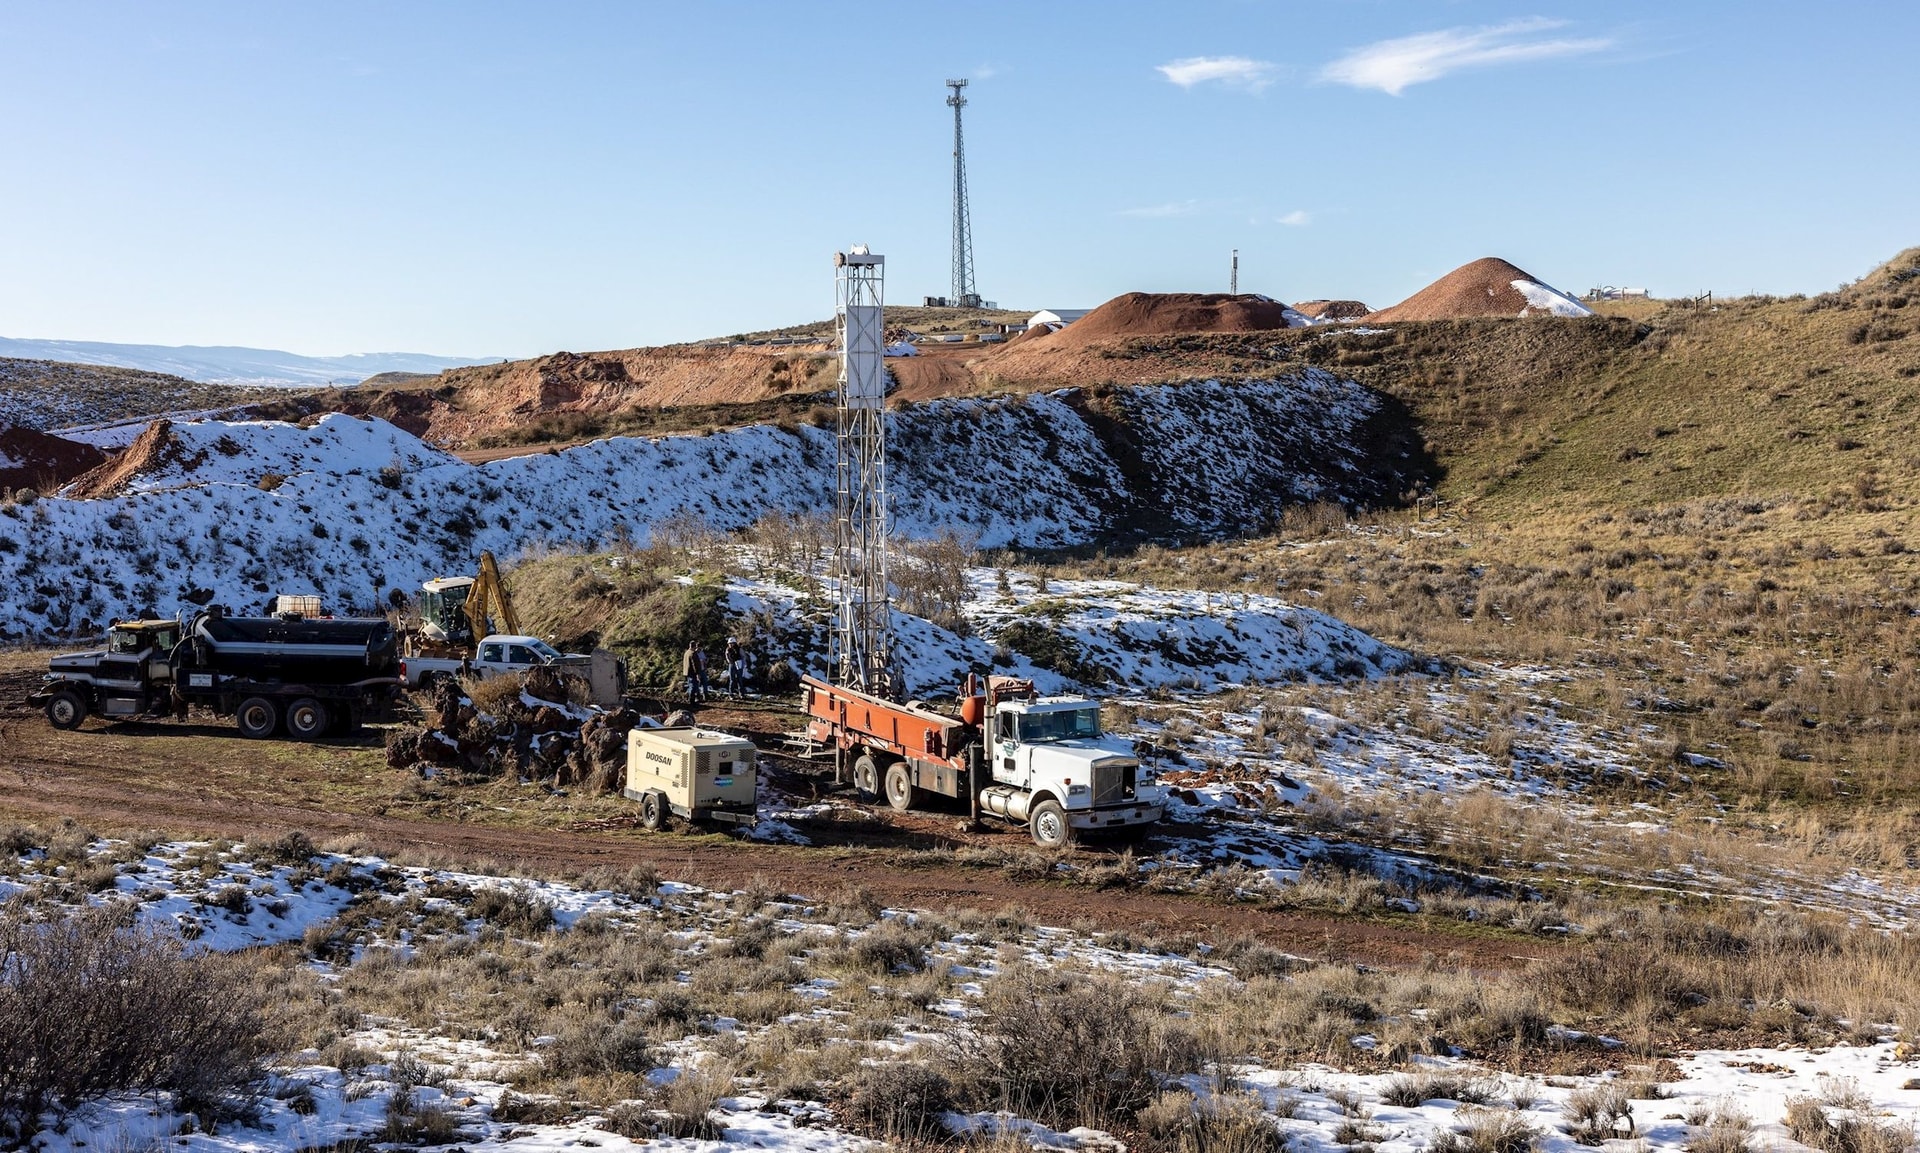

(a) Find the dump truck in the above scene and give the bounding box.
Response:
[623,726,758,831]
[33,610,400,740]
[801,673,1165,846]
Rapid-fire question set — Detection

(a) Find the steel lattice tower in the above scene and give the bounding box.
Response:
[832,247,893,696]
[946,79,978,308]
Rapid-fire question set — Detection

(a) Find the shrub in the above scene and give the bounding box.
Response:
[1687,1107,1755,1153]
[837,917,935,974]
[1140,1089,1287,1153]
[653,1063,732,1140]
[844,1061,953,1146]
[468,885,554,934]
[466,674,527,718]
[255,830,317,866]
[544,1017,653,1078]
[1563,1084,1634,1144]
[0,903,269,1141]
[956,966,1176,1130]
[1784,1094,1917,1153]
[1381,1072,1501,1107]
[1431,1110,1540,1153]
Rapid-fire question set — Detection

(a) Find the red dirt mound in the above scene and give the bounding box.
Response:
[0,426,106,493]
[1368,257,1579,322]
[63,420,182,499]
[1026,292,1303,350]
[1294,299,1372,320]
[336,345,838,445]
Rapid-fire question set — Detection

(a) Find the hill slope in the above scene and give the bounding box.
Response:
[0,369,1424,637]
[0,359,284,432]
[0,336,492,387]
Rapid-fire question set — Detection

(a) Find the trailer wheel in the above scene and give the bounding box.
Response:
[639,790,668,832]
[851,754,880,799]
[285,697,330,740]
[884,761,920,813]
[235,697,280,740]
[1029,799,1075,848]
[45,690,88,731]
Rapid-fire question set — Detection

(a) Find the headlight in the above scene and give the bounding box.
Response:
[1066,784,1090,798]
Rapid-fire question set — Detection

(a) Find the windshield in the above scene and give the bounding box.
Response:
[1017,707,1101,743]
[527,639,562,660]
[108,629,145,655]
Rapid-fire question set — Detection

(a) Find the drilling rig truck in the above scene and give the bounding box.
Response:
[801,673,1165,846]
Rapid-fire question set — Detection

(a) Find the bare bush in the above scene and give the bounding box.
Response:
[0,902,269,1141]
[844,1061,954,1146]
[468,885,554,934]
[1431,1109,1540,1153]
[1563,1084,1635,1144]
[1139,1089,1288,1153]
[1784,1092,1917,1153]
[954,965,1183,1130]
[1381,1071,1501,1107]
[1687,1106,1755,1153]
[653,1062,732,1140]
[893,530,980,635]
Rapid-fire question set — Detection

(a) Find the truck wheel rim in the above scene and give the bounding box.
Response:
[1037,811,1062,842]
[51,699,75,724]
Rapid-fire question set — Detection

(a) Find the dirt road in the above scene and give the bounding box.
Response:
[0,661,1550,968]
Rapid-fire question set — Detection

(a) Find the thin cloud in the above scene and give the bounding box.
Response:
[1320,18,1612,96]
[1118,200,1202,219]
[1157,55,1277,92]
[1276,210,1311,227]
[972,64,999,80]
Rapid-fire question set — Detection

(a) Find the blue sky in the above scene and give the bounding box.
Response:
[1,1,1915,357]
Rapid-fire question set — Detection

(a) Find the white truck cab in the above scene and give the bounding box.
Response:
[474,635,564,669]
[981,695,1165,843]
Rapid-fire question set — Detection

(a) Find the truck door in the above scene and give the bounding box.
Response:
[99,629,151,689]
[991,709,1028,787]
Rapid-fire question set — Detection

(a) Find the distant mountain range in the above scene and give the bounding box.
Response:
[0,336,496,388]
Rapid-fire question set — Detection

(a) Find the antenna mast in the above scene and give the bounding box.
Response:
[946,79,979,308]
[1231,249,1239,294]
[832,247,892,696]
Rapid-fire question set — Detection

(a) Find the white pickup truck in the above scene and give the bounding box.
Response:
[399,634,627,706]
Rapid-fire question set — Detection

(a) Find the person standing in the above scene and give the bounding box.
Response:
[682,641,708,703]
[723,637,742,699]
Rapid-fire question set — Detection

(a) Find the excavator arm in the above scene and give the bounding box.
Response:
[463,551,521,641]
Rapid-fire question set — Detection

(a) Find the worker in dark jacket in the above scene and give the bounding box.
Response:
[682,642,709,703]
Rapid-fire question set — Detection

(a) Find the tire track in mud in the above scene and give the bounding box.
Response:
[0,664,1550,968]
[0,746,1551,971]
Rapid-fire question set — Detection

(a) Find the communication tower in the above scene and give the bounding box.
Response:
[832,246,892,696]
[946,79,980,308]
[1231,249,1239,294]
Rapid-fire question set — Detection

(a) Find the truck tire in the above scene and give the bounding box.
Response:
[884,761,920,813]
[1029,799,1075,848]
[851,754,880,799]
[235,696,280,740]
[640,790,668,832]
[285,697,330,740]
[45,690,88,731]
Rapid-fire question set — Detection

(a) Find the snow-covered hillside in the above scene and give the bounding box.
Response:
[0,370,1411,637]
[730,569,1418,698]
[0,336,492,387]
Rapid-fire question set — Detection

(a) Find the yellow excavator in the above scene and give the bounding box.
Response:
[415,551,519,654]
[404,552,628,707]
